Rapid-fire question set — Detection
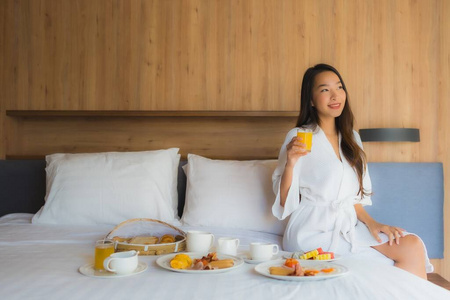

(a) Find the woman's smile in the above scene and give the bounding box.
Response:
[328,103,341,109]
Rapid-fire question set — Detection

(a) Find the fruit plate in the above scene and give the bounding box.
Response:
[282,253,342,262]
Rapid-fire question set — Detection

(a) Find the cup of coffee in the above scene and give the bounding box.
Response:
[94,239,115,271]
[250,242,279,261]
[217,237,240,256]
[186,231,215,252]
[103,250,139,275]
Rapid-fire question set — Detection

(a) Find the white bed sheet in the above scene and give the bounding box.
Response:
[1,214,449,300]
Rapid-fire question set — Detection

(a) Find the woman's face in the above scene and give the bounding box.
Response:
[311,71,346,123]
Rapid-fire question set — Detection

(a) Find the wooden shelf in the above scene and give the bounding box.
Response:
[6,110,298,118]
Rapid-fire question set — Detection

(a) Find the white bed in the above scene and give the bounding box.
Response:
[1,150,449,299]
[1,213,449,300]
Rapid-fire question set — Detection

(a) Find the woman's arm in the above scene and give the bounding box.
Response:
[279,136,309,207]
[279,161,295,207]
[351,131,406,245]
[354,204,405,245]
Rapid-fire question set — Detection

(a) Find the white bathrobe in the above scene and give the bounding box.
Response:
[272,127,433,272]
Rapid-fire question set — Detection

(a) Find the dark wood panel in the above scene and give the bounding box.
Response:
[6,110,298,117]
[6,116,296,160]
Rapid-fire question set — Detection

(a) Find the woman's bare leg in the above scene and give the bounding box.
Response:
[372,235,427,280]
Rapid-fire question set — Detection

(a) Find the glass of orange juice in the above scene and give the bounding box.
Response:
[94,239,115,271]
[297,128,313,152]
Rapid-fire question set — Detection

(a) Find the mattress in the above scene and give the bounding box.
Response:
[1,214,449,300]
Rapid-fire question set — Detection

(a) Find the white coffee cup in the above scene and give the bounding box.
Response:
[250,242,279,261]
[103,250,139,275]
[186,231,215,252]
[217,237,240,256]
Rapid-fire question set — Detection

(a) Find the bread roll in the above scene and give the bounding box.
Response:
[159,234,176,244]
[129,236,159,245]
[112,236,130,243]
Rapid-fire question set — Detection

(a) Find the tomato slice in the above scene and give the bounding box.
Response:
[321,268,335,273]
[284,258,299,268]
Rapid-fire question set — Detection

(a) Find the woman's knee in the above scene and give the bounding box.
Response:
[401,235,424,252]
[373,235,424,261]
[394,235,425,261]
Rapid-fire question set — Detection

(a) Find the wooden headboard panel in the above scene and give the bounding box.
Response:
[6,111,297,160]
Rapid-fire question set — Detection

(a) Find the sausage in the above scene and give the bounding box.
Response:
[208,259,234,269]
[269,266,295,276]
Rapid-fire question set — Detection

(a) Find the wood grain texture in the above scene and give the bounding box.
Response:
[5,116,295,160]
[0,1,9,159]
[1,0,449,279]
[438,0,450,281]
[428,273,450,291]
[5,110,298,117]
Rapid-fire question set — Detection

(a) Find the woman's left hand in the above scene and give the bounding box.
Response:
[366,220,405,246]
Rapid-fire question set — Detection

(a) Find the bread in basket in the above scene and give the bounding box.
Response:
[106,218,186,255]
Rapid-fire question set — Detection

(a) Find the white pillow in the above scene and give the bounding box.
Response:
[32,149,181,225]
[181,154,287,235]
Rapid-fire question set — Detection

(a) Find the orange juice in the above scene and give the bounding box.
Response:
[297,130,313,152]
[94,240,115,271]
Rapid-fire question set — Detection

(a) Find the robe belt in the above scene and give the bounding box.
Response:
[302,196,357,253]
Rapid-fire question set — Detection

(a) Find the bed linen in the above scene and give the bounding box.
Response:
[1,214,449,300]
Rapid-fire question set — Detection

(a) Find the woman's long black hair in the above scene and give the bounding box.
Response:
[296,64,368,197]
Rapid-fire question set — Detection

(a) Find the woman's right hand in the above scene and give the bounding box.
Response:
[285,136,309,167]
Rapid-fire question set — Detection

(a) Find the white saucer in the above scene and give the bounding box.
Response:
[240,253,280,264]
[79,262,147,278]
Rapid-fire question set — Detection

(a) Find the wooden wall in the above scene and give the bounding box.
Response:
[1,0,449,279]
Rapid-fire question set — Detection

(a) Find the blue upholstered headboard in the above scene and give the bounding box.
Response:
[0,160,444,258]
[366,163,444,258]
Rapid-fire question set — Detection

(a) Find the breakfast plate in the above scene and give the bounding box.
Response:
[282,253,342,262]
[156,252,244,274]
[255,259,349,281]
[79,262,147,278]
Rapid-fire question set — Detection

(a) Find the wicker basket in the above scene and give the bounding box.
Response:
[106,218,186,255]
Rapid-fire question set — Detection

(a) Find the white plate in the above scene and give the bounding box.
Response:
[283,253,342,262]
[79,262,147,278]
[156,252,244,274]
[255,259,348,281]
